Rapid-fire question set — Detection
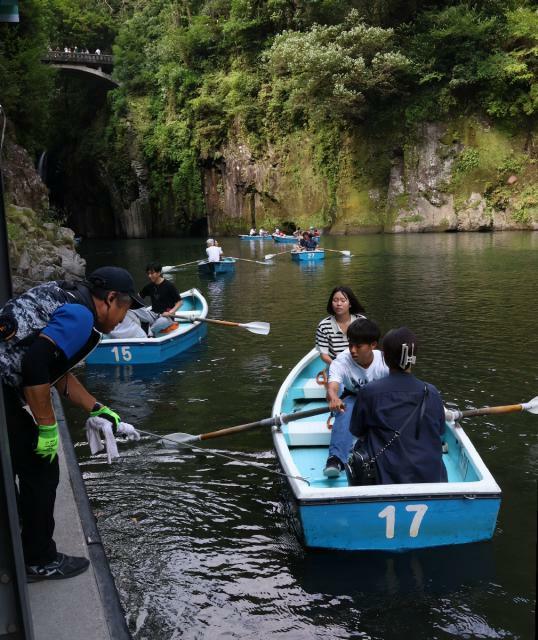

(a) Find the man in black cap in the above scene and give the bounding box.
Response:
[0,266,144,581]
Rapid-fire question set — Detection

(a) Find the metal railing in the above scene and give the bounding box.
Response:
[42,51,114,66]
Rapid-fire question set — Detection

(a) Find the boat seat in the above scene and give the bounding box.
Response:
[293,378,327,400]
[285,420,331,446]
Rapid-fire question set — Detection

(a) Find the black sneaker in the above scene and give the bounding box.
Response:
[323,456,344,478]
[26,553,90,583]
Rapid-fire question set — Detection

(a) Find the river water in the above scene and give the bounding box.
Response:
[71,233,536,639]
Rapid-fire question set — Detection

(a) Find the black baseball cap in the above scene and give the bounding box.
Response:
[87,266,145,309]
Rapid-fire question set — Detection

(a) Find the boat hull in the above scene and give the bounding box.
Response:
[272,235,297,243]
[272,348,501,551]
[197,258,236,274]
[291,250,325,262]
[238,235,271,241]
[86,288,208,365]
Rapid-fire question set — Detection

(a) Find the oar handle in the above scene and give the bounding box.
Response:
[198,406,331,441]
[460,404,523,418]
[175,314,240,328]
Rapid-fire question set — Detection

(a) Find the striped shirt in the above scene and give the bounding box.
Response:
[315,314,366,360]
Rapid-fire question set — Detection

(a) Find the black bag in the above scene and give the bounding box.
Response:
[345,441,378,486]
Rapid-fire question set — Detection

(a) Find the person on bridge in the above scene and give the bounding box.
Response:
[0,267,144,581]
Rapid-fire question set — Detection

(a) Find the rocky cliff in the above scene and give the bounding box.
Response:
[202,118,538,234]
[2,124,86,294]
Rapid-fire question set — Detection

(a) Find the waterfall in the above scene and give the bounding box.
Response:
[37,151,47,182]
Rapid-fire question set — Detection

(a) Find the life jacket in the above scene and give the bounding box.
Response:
[0,280,101,389]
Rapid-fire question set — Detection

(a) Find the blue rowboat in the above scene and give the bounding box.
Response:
[291,249,325,262]
[272,349,501,552]
[272,234,297,244]
[197,257,236,275]
[238,234,272,241]
[85,288,208,366]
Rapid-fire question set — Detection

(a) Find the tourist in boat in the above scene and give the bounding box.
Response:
[206,238,224,262]
[315,286,367,367]
[249,227,257,236]
[136,262,183,336]
[350,327,448,484]
[323,318,389,478]
[259,227,268,236]
[0,266,144,581]
[296,231,317,251]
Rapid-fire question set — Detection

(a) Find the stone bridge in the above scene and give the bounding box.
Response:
[41,51,120,86]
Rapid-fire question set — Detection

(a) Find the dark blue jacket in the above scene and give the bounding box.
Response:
[350,372,448,484]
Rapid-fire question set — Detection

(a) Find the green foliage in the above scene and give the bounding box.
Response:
[454,147,481,175]
[267,10,412,126]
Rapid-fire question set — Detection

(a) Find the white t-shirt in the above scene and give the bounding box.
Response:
[328,349,388,393]
[206,246,223,262]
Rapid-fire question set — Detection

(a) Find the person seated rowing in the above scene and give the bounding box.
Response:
[134,262,183,337]
[206,238,224,262]
[350,327,448,484]
[323,319,389,478]
[249,228,257,236]
[296,231,317,252]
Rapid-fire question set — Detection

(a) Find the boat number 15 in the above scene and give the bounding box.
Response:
[111,346,132,362]
[378,504,428,539]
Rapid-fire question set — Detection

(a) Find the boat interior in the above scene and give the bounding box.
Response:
[278,358,482,490]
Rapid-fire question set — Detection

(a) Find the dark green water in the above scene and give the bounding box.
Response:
[70,233,536,639]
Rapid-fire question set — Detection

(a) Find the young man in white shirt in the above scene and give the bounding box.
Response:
[206,239,224,262]
[324,318,389,477]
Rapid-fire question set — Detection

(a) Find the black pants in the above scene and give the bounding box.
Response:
[3,384,59,565]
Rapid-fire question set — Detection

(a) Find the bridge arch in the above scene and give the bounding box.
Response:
[41,51,120,87]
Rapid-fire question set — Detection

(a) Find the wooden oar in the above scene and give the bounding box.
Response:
[228,256,273,266]
[162,259,201,273]
[150,405,331,447]
[175,312,270,335]
[323,248,352,257]
[264,249,294,260]
[445,395,538,423]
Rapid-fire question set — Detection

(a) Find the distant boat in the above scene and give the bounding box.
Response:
[272,234,298,244]
[272,348,501,551]
[291,249,325,262]
[85,288,208,366]
[273,234,320,244]
[238,234,272,241]
[197,257,236,275]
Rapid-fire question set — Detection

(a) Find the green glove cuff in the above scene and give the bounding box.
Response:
[90,404,121,432]
[35,423,59,462]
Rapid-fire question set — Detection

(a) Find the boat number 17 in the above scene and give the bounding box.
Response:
[111,346,132,362]
[378,504,428,539]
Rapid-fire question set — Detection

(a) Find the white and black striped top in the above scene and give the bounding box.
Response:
[315,314,366,360]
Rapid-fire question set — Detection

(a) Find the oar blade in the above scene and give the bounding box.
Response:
[523,395,538,414]
[162,265,175,273]
[265,254,275,260]
[158,433,199,448]
[240,321,271,335]
[341,250,351,257]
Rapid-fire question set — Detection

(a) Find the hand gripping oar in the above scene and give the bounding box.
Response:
[228,256,273,266]
[264,250,294,260]
[323,248,352,257]
[162,259,202,273]
[151,405,332,447]
[445,395,538,423]
[175,312,270,335]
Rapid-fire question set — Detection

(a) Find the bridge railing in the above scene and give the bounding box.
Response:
[42,51,114,65]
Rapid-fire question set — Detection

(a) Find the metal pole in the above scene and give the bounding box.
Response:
[0,103,34,639]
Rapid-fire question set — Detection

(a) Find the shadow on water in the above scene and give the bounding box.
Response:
[290,542,495,598]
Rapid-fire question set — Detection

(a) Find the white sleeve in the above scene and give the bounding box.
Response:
[328,354,345,384]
